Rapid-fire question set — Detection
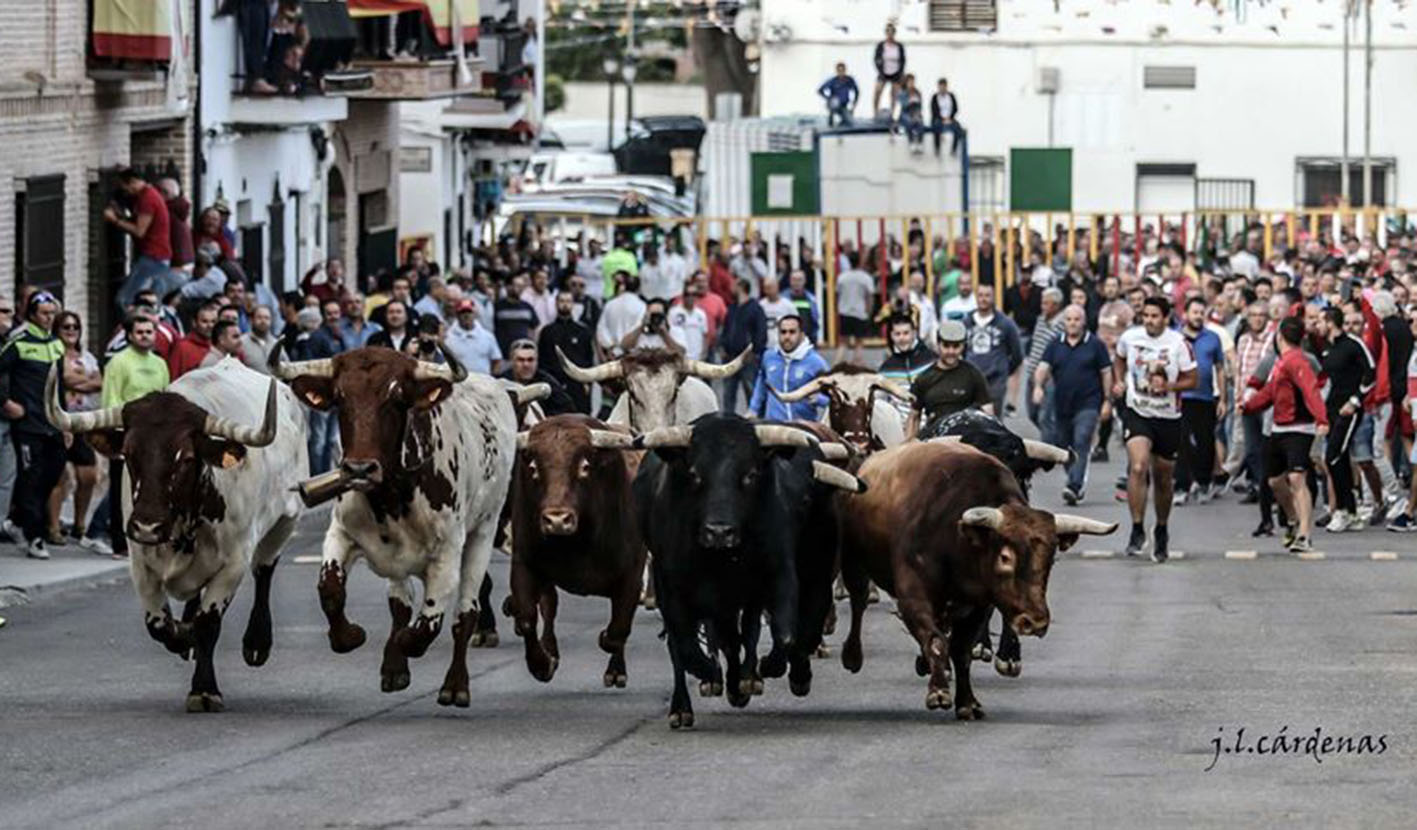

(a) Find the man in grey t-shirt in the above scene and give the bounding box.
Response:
[836,254,876,364]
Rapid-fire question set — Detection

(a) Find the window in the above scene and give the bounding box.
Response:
[1297,158,1392,208]
[15,175,66,301]
[241,223,265,287]
[1143,66,1196,90]
[928,1,998,32]
[1196,179,1255,211]
[269,188,286,291]
[968,156,1005,216]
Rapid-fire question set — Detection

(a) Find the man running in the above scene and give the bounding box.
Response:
[1319,306,1376,533]
[1114,297,1198,562]
[906,319,992,439]
[1242,316,1328,552]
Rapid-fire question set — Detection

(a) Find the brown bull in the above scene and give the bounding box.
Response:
[837,441,1115,719]
[507,415,644,687]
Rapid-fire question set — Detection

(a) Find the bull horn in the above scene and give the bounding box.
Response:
[681,348,749,381]
[588,429,637,450]
[1053,514,1118,536]
[269,340,335,381]
[516,432,530,450]
[412,345,468,383]
[817,442,851,462]
[45,365,124,434]
[507,382,551,405]
[869,377,915,402]
[960,506,1005,530]
[635,425,693,449]
[204,380,279,447]
[559,347,623,384]
[769,376,825,403]
[1021,439,1072,465]
[753,424,819,449]
[812,461,867,494]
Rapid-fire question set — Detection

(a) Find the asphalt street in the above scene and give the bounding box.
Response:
[2,446,1416,829]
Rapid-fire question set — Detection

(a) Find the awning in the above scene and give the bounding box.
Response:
[348,0,478,48]
[93,0,183,61]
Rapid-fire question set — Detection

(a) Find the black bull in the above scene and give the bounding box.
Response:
[632,415,866,729]
[919,408,1075,675]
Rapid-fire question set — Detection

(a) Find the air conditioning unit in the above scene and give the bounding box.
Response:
[1036,67,1060,94]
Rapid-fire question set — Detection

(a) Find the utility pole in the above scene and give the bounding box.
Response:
[1362,0,1373,210]
[625,0,637,130]
[1341,0,1350,206]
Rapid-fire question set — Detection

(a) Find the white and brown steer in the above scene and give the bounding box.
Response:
[279,347,519,708]
[46,358,305,712]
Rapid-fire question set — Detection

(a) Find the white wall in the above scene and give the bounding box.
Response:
[818,132,964,216]
[760,0,1417,211]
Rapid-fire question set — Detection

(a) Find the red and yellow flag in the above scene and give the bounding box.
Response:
[93,0,181,61]
[349,0,479,48]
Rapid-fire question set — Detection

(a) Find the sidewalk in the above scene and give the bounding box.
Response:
[0,542,129,609]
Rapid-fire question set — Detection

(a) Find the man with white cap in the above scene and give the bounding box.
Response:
[906,319,992,439]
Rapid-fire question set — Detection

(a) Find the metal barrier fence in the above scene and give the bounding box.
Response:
[494,207,1415,348]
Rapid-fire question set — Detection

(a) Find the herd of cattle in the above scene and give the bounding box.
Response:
[43,345,1115,725]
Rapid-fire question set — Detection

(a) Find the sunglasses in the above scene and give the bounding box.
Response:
[59,324,80,331]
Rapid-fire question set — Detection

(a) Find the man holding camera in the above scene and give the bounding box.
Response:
[616,297,683,356]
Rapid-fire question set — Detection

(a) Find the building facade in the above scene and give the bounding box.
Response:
[759,0,1417,214]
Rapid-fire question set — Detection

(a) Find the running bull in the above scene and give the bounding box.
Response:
[837,440,1114,719]
[47,358,304,712]
[277,347,517,708]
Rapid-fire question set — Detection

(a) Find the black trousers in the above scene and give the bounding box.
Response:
[1176,398,1218,491]
[109,460,127,554]
[1325,410,1359,513]
[10,432,66,544]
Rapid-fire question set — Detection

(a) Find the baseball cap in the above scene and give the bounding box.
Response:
[937,319,967,343]
[455,299,475,313]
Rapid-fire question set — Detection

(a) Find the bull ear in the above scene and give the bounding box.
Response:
[995,545,1017,576]
[85,430,124,459]
[198,437,247,469]
[413,378,453,411]
[1056,533,1080,552]
[291,377,336,411]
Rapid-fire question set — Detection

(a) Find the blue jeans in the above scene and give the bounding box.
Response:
[933,119,965,156]
[901,112,925,144]
[827,99,854,127]
[1049,407,1100,493]
[115,255,171,311]
[307,409,338,475]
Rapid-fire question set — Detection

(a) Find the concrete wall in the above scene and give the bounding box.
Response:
[760,0,1417,211]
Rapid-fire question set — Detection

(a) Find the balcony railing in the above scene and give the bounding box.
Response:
[342,5,483,100]
[228,0,372,114]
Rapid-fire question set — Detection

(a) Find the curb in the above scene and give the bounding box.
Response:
[0,562,131,609]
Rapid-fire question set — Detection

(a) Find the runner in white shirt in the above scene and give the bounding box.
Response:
[667,287,710,361]
[1112,296,1198,563]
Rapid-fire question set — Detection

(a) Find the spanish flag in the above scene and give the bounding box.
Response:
[93,0,183,61]
[349,0,479,48]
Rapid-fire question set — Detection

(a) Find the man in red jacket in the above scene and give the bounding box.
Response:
[1243,316,1330,553]
[166,303,218,380]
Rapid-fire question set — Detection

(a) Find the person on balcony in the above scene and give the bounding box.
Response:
[930,77,964,157]
[818,62,858,127]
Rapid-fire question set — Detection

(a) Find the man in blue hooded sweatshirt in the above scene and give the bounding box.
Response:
[751,313,829,421]
[963,281,1024,415]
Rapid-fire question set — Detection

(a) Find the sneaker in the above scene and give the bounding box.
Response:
[26,538,49,560]
[1388,498,1410,521]
[1326,510,1357,533]
[80,536,114,556]
[1281,524,1298,548]
[1212,473,1231,494]
[1062,487,1081,506]
[1114,482,1128,503]
[0,519,18,544]
[1196,487,1213,505]
[1125,525,1146,557]
[1091,446,1109,463]
[1251,521,1275,538]
[1288,535,1314,553]
[1172,489,1190,507]
[1314,511,1331,528]
[1387,513,1415,532]
[1151,525,1169,563]
[1356,503,1376,525]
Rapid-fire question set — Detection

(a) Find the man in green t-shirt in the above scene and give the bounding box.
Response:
[99,313,170,557]
[906,319,992,439]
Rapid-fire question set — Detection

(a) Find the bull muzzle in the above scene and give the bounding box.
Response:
[1012,612,1050,638]
[340,459,383,488]
[126,519,168,546]
[540,508,579,536]
[699,522,740,549]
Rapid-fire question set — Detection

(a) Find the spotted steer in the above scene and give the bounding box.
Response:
[46,358,306,712]
[278,347,517,708]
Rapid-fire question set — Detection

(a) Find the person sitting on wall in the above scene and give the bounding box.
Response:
[818,62,859,127]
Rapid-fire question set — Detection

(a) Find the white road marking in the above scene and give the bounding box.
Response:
[292,555,322,565]
[1370,551,1400,561]
[1224,550,1258,560]
[1296,551,1326,561]
[1080,550,1114,559]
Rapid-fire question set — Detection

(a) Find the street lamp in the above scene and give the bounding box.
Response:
[602,57,620,152]
[621,54,639,136]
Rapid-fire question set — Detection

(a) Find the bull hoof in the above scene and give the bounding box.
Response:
[501,596,514,617]
[727,688,752,709]
[833,584,848,601]
[641,595,658,611]
[437,687,471,708]
[328,623,366,654]
[955,701,986,721]
[602,671,628,688]
[915,655,929,677]
[866,585,880,604]
[242,644,270,668]
[185,692,224,713]
[970,643,993,663]
[469,631,499,648]
[751,678,764,696]
[925,688,952,711]
[698,680,723,697]
[841,640,863,674]
[380,670,411,693]
[760,652,787,679]
[529,656,558,683]
[994,658,1022,678]
[668,711,694,730]
[789,677,811,697]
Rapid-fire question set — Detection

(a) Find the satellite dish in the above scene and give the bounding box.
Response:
[733,9,761,42]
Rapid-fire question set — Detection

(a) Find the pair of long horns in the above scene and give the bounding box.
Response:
[558,348,751,385]
[772,373,914,404]
[515,427,636,451]
[44,367,279,447]
[636,423,818,451]
[929,434,1073,465]
[960,506,1117,536]
[270,343,467,383]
